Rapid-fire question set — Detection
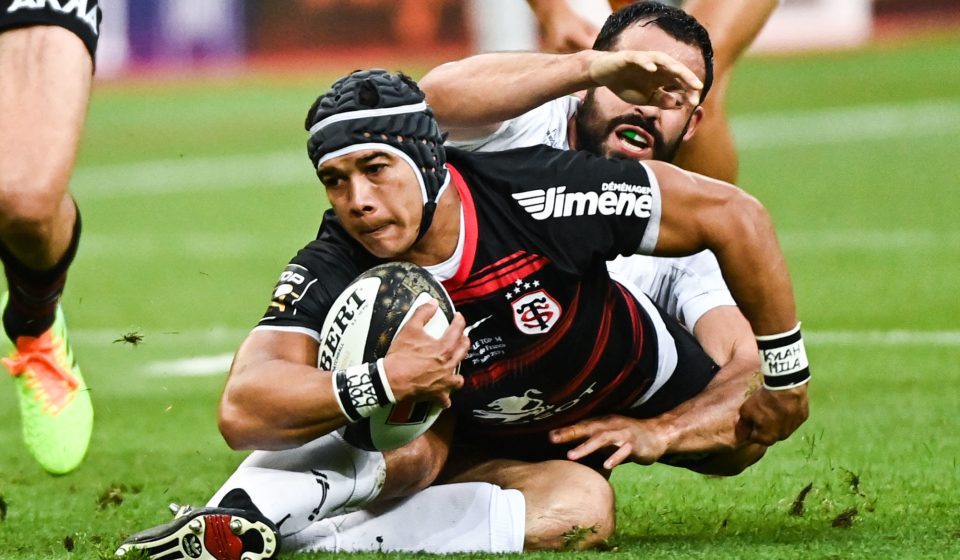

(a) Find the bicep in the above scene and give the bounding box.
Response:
[231,328,320,378]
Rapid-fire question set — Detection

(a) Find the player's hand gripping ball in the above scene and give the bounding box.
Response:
[318,261,456,450]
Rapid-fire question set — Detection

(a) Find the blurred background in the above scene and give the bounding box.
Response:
[2,1,959,558]
[93,0,960,78]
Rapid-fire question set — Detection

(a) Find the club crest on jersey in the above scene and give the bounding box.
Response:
[512,183,653,220]
[510,289,561,335]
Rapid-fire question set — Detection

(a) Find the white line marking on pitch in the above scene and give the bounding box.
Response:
[147,353,235,377]
[808,330,960,346]
[734,98,960,150]
[70,326,249,345]
[135,330,960,377]
[71,98,960,198]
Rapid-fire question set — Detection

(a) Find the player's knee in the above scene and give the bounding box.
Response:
[0,182,67,240]
[523,461,615,550]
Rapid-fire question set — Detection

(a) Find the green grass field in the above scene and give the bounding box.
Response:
[1,32,959,559]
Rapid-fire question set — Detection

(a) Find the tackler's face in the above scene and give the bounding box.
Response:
[318,148,425,259]
[577,24,705,162]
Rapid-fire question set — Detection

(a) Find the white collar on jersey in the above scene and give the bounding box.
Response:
[423,205,464,282]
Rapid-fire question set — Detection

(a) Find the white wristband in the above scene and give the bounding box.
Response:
[331,359,396,422]
[757,323,811,391]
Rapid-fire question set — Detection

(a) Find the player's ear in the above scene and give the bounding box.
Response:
[682,105,705,142]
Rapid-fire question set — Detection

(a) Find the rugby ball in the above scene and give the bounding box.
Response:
[317,261,456,451]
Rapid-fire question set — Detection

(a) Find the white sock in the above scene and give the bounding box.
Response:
[206,431,386,537]
[284,482,525,553]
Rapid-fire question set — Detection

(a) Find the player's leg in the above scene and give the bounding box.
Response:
[630,293,769,475]
[672,0,779,183]
[117,421,454,558]
[0,3,99,475]
[117,432,388,559]
[672,75,739,182]
[441,452,616,550]
[285,481,525,553]
[0,26,88,270]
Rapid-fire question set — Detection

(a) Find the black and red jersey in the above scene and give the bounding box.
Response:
[260,145,716,461]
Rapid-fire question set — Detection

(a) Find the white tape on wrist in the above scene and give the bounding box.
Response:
[332,358,396,422]
[756,322,811,391]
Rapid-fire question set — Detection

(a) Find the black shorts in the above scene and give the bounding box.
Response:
[624,305,721,420]
[0,0,102,59]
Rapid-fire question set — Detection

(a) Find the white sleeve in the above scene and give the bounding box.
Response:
[445,96,579,152]
[607,251,736,332]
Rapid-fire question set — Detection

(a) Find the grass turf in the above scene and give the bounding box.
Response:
[1,34,959,559]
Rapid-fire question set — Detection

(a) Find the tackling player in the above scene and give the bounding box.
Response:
[419,0,805,448]
[117,68,810,557]
[0,0,99,474]
[525,0,780,183]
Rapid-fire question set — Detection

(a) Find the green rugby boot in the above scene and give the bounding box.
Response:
[1,292,93,474]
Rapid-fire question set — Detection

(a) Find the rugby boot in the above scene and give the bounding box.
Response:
[115,506,280,560]
[1,292,93,474]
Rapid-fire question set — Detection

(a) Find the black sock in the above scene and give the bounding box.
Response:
[1,208,81,340]
[217,487,261,512]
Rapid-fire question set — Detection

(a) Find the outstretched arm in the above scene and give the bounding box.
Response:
[648,162,809,444]
[419,49,702,140]
[551,305,765,471]
[649,162,793,332]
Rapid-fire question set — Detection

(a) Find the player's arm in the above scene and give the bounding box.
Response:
[218,328,340,451]
[643,305,762,457]
[218,302,468,451]
[551,305,763,470]
[419,49,702,140]
[647,161,809,445]
[650,162,792,333]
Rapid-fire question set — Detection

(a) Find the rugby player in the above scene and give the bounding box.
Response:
[117,68,810,557]
[420,0,805,448]
[0,0,99,474]
[524,0,780,183]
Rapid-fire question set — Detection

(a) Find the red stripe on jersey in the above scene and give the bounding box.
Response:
[611,281,655,409]
[460,251,540,290]
[545,282,616,403]
[540,282,649,424]
[465,283,582,389]
[450,252,549,304]
[442,165,477,291]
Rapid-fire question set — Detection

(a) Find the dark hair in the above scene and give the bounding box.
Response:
[593,1,714,102]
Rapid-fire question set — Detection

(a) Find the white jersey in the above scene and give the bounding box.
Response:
[447,97,736,332]
[447,96,579,152]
